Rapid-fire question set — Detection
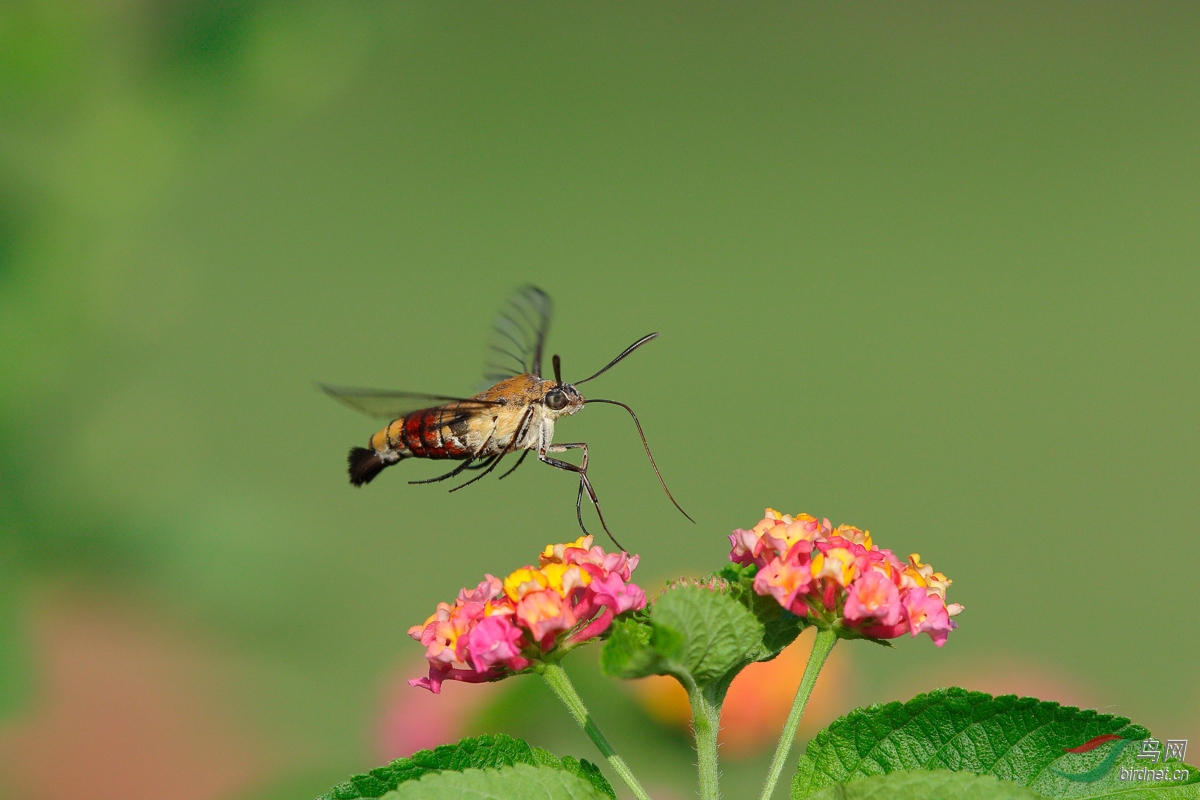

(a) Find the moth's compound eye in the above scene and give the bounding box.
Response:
[545,391,568,411]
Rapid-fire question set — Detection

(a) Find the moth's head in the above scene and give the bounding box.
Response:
[542,382,584,417]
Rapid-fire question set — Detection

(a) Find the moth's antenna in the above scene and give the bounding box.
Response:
[584,398,694,523]
[576,333,658,385]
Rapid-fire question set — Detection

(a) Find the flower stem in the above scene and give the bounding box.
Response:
[687,682,723,800]
[758,627,837,800]
[539,662,652,800]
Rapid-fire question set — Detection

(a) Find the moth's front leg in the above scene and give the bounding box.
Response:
[538,441,624,551]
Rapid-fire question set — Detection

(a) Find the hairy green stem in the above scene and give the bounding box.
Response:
[687,681,723,800]
[759,627,837,800]
[539,662,652,800]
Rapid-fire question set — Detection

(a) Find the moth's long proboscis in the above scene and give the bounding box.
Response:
[584,398,694,524]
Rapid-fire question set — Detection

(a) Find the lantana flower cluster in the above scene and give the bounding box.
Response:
[408,535,646,692]
[730,509,964,645]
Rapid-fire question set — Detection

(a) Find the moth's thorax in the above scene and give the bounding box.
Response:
[476,373,543,403]
[476,373,584,419]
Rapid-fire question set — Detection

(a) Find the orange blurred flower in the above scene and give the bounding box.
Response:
[629,627,853,759]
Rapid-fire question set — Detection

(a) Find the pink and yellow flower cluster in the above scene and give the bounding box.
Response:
[408,536,646,692]
[730,509,964,646]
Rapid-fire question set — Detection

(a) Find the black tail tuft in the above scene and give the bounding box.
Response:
[348,447,392,486]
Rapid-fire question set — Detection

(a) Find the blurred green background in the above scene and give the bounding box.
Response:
[1,2,1197,798]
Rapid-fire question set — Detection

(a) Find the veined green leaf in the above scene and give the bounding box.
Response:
[805,769,1044,799]
[792,688,1198,799]
[600,583,762,690]
[382,763,612,800]
[321,733,613,799]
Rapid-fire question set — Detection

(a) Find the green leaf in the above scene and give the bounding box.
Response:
[600,583,763,689]
[652,584,764,685]
[1036,738,1198,798]
[321,734,613,800]
[805,770,1044,799]
[718,562,808,661]
[791,688,1199,800]
[381,763,612,800]
[599,616,661,679]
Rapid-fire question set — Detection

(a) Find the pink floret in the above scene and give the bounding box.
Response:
[843,571,902,626]
[901,588,954,646]
[411,539,647,693]
[465,615,530,672]
[733,509,961,647]
[588,572,647,615]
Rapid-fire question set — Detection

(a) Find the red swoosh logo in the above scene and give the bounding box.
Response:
[1063,734,1124,753]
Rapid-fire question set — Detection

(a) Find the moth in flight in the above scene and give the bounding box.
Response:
[322,285,692,550]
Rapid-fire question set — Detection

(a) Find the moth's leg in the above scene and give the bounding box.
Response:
[412,415,498,483]
[429,419,494,489]
[410,453,489,484]
[574,478,586,535]
[544,441,589,470]
[408,457,478,484]
[448,456,506,492]
[539,442,626,552]
[494,408,537,480]
[497,448,531,480]
[449,408,534,493]
[540,440,591,532]
[539,443,589,535]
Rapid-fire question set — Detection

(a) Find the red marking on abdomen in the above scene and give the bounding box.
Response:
[420,409,451,459]
[403,412,427,457]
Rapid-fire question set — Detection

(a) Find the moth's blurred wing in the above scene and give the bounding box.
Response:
[481,285,553,384]
[319,384,503,419]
